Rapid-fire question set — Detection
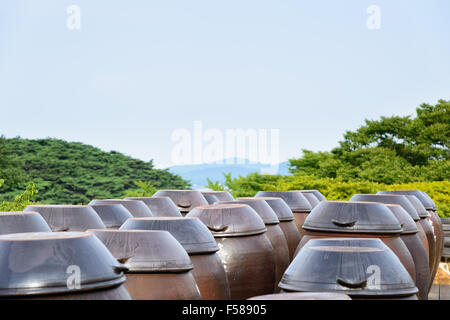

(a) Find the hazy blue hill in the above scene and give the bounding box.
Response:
[169,159,290,188]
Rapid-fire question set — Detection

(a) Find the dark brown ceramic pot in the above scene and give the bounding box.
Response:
[153,190,208,215]
[24,205,106,231]
[89,229,202,300]
[201,191,234,201]
[89,199,153,218]
[187,204,276,300]
[248,292,351,300]
[255,191,312,236]
[280,238,418,300]
[0,211,51,235]
[89,204,133,229]
[0,232,130,299]
[119,217,230,300]
[350,193,435,284]
[377,190,444,277]
[254,197,301,261]
[234,198,290,292]
[296,201,417,284]
[385,204,430,300]
[125,196,182,217]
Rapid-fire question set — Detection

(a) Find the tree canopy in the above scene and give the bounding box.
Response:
[0,137,190,204]
[289,100,450,184]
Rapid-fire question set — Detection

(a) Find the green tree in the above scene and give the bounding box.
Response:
[0,136,24,188]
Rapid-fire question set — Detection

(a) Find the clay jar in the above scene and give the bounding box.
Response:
[255,191,312,236]
[296,201,417,284]
[385,204,430,300]
[153,190,208,215]
[125,197,182,217]
[119,217,230,300]
[24,205,106,231]
[89,204,133,229]
[349,194,435,282]
[280,238,418,300]
[232,198,290,292]
[203,194,220,205]
[187,204,276,300]
[253,197,301,261]
[89,199,153,217]
[89,229,202,300]
[0,232,130,299]
[0,211,51,235]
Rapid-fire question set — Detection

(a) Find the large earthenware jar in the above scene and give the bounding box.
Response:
[89,229,202,300]
[125,197,182,217]
[201,191,234,201]
[24,205,106,231]
[203,194,220,204]
[296,201,416,283]
[297,190,326,202]
[89,204,133,229]
[350,194,435,283]
[120,217,230,300]
[299,192,320,208]
[280,238,418,300]
[187,204,276,300]
[254,197,301,261]
[255,191,312,236]
[153,190,208,215]
[0,232,131,299]
[233,198,290,292]
[385,204,430,300]
[377,190,444,278]
[89,199,153,217]
[0,211,51,235]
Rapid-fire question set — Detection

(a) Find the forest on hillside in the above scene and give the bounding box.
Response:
[0,138,190,204]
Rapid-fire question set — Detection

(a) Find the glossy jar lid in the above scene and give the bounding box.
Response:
[303,201,402,234]
[153,190,208,214]
[89,229,193,272]
[24,205,106,232]
[349,194,420,221]
[255,191,312,212]
[220,198,280,225]
[0,211,51,235]
[125,197,182,217]
[89,199,153,218]
[299,192,321,208]
[279,238,418,297]
[89,204,133,229]
[377,190,436,210]
[200,191,234,201]
[0,232,127,297]
[186,204,267,237]
[248,292,351,300]
[119,217,218,254]
[385,205,419,234]
[252,197,295,222]
[404,195,429,218]
[203,194,220,205]
[297,190,326,201]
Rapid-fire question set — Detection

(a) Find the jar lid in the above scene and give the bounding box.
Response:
[385,205,419,234]
[89,199,153,218]
[120,217,219,254]
[187,204,267,237]
[89,204,133,229]
[0,232,127,296]
[0,211,51,235]
[377,190,436,211]
[200,191,234,201]
[125,197,182,217]
[153,190,208,214]
[303,201,402,234]
[255,191,312,212]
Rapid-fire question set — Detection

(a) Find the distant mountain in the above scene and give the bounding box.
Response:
[168,159,290,189]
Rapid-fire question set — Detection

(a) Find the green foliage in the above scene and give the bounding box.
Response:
[214,173,450,217]
[289,100,450,184]
[205,178,226,191]
[123,181,158,197]
[0,136,24,188]
[0,182,39,211]
[0,138,190,204]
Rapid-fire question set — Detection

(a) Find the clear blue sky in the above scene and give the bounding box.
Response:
[1,0,449,168]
